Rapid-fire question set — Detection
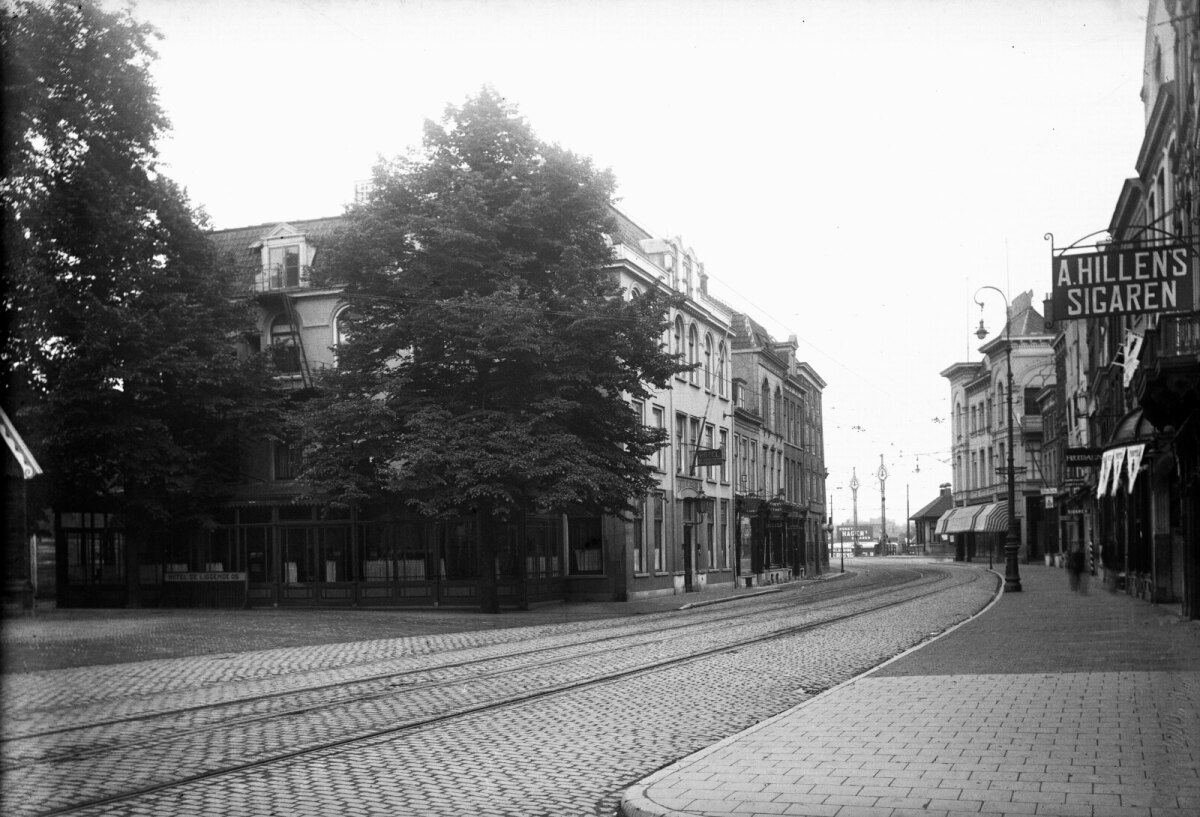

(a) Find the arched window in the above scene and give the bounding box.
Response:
[688,324,699,384]
[332,307,350,367]
[703,333,713,390]
[761,379,771,428]
[270,314,300,373]
[674,316,684,360]
[773,387,782,432]
[716,342,727,397]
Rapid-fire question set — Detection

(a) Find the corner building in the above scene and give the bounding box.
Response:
[50,199,836,607]
[940,292,1055,564]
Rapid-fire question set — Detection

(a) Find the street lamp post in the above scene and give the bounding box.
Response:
[849,469,860,556]
[877,455,888,556]
[975,285,1023,592]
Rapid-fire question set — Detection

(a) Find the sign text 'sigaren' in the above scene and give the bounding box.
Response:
[1051,245,1192,319]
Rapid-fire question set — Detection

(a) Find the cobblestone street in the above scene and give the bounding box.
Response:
[1,560,996,816]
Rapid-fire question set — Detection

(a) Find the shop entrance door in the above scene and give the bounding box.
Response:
[683,525,696,591]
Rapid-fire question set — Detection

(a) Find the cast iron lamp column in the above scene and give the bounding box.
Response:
[974,286,1022,592]
[849,469,860,555]
[877,456,888,556]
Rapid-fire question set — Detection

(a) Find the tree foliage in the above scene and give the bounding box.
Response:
[299,88,685,520]
[1,0,266,522]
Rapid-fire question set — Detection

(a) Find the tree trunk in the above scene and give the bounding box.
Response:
[477,500,499,614]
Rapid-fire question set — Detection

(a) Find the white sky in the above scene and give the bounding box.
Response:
[133,0,1149,524]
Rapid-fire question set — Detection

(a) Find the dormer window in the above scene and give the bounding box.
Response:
[269,244,301,289]
[253,224,312,293]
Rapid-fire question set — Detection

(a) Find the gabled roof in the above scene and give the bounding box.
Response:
[910,490,953,521]
[1006,290,1050,337]
[731,312,776,349]
[607,205,654,250]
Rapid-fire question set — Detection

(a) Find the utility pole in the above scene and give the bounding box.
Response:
[906,483,911,555]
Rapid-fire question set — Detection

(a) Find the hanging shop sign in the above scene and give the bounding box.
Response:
[694,447,726,467]
[1065,447,1101,467]
[1051,244,1193,319]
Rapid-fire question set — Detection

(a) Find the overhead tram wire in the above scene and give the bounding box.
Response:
[698,267,953,439]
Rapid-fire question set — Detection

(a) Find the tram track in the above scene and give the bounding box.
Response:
[1,562,919,748]
[7,564,991,817]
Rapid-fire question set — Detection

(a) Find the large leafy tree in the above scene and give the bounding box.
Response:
[1,0,267,599]
[300,89,685,609]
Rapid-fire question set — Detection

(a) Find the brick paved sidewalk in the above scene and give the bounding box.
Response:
[622,563,1200,817]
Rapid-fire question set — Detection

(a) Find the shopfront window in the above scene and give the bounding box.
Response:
[319,526,351,582]
[525,517,561,579]
[706,504,715,570]
[720,500,730,568]
[244,526,270,583]
[569,517,603,574]
[279,527,312,584]
[62,512,124,585]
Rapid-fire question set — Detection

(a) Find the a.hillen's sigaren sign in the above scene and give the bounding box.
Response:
[1051,244,1193,318]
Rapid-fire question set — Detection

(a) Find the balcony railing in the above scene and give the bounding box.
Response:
[253,265,313,293]
[1149,315,1200,359]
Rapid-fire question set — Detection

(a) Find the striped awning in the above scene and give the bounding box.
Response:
[935,506,985,535]
[972,502,1009,533]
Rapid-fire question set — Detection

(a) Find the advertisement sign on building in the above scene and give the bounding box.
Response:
[1064,447,1102,467]
[1051,244,1193,319]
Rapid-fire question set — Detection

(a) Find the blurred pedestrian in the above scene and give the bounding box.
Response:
[1067,539,1086,594]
